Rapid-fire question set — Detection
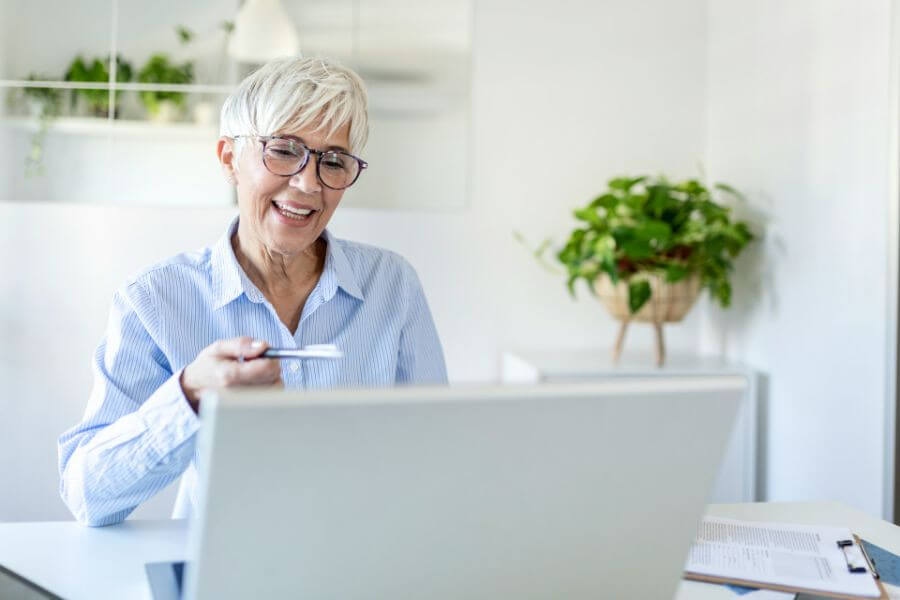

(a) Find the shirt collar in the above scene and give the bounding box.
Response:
[210,216,364,310]
[319,229,365,302]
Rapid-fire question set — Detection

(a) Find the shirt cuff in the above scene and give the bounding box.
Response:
[137,369,201,457]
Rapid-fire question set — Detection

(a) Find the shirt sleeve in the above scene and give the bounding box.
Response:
[395,262,448,385]
[57,279,200,526]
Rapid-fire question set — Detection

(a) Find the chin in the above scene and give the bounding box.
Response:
[267,232,317,257]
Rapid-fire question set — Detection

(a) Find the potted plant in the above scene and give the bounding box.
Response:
[23,74,62,118]
[22,74,62,178]
[64,54,133,117]
[137,54,194,121]
[137,26,195,122]
[550,175,754,365]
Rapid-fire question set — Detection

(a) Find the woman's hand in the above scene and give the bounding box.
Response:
[180,337,282,412]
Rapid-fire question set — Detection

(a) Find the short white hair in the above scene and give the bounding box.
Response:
[219,57,369,154]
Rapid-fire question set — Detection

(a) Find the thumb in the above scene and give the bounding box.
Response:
[212,337,269,359]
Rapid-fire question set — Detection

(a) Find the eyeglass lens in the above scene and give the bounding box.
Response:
[263,139,361,189]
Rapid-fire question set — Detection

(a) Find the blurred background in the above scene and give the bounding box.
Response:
[0,0,897,535]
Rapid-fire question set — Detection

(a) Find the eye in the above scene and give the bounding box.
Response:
[321,153,349,171]
[267,146,299,158]
[265,139,305,159]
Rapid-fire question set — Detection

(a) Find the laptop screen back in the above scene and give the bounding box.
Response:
[185,378,743,599]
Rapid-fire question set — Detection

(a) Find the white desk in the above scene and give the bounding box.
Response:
[501,349,759,503]
[0,519,187,600]
[1,503,897,599]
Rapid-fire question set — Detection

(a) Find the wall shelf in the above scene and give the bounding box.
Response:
[1,117,219,139]
[0,79,232,94]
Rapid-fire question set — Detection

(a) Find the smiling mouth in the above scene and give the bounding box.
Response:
[272,200,317,221]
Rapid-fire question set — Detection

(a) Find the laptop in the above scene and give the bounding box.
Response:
[148,377,744,599]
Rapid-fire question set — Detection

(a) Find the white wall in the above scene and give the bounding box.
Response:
[0,205,237,522]
[0,0,708,521]
[702,0,892,517]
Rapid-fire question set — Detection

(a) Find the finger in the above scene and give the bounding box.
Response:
[235,358,281,384]
[211,337,269,359]
[216,360,242,387]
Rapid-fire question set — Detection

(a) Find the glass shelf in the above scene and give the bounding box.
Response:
[0,79,233,94]
[0,117,219,139]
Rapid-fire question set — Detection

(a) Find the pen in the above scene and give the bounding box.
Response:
[859,540,880,579]
[238,344,343,362]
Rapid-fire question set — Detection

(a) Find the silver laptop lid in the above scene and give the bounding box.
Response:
[185,378,743,599]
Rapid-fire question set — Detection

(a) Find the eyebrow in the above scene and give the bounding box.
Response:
[280,134,350,154]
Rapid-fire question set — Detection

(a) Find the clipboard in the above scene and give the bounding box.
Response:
[684,534,889,600]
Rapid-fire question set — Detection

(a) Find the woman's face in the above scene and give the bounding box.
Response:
[221,122,352,258]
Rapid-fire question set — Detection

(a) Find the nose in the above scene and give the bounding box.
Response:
[288,157,321,194]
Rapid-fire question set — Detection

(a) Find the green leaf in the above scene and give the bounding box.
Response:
[628,280,652,313]
[601,256,619,283]
[578,261,599,279]
[573,206,600,226]
[664,264,690,283]
[712,280,732,307]
[622,239,654,260]
[634,220,672,244]
[590,193,618,210]
[608,176,646,192]
[714,182,745,201]
[566,273,578,297]
[677,179,707,196]
[593,233,615,258]
[175,25,194,44]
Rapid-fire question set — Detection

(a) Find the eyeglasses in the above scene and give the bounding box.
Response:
[234,135,368,190]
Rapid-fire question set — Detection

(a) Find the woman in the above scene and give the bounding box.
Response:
[58,57,447,526]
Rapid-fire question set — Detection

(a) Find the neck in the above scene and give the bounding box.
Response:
[231,227,325,300]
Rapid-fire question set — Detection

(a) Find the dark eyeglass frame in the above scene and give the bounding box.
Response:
[233,134,368,190]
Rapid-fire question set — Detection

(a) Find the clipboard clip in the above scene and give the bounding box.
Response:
[837,539,880,578]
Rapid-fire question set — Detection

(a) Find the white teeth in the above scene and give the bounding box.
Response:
[274,201,312,216]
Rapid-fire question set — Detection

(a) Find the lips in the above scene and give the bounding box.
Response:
[271,200,318,222]
[273,199,315,215]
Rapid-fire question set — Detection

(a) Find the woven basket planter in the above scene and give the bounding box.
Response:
[594,272,702,365]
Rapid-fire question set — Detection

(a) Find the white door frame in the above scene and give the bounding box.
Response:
[884,0,900,523]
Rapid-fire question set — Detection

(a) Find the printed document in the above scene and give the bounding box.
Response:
[684,517,881,597]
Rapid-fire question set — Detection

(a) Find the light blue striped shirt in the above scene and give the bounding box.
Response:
[58,216,447,526]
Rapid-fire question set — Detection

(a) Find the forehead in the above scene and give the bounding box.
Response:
[276,121,351,151]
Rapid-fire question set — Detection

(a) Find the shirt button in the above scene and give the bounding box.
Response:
[290,362,300,372]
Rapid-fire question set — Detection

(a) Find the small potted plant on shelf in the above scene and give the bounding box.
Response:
[542,175,754,366]
[22,74,62,178]
[23,74,62,119]
[137,26,195,122]
[64,54,133,117]
[137,54,194,122]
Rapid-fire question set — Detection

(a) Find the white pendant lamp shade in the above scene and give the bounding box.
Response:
[228,0,301,63]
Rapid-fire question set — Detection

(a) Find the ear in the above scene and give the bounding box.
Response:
[217,137,238,185]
